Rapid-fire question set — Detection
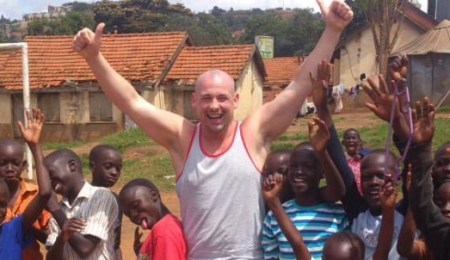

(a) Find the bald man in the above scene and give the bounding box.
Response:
[72,1,353,258]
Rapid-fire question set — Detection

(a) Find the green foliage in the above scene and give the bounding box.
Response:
[100,128,151,152]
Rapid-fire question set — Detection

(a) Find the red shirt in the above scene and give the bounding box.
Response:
[139,214,187,260]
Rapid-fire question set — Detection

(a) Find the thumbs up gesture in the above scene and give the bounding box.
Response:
[72,23,105,60]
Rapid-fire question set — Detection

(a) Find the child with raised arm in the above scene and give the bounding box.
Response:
[0,108,52,259]
[312,61,405,259]
[262,150,295,207]
[262,116,348,259]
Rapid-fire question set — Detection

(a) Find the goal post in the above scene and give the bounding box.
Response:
[0,42,33,180]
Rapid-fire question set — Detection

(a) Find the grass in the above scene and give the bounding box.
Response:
[41,115,450,192]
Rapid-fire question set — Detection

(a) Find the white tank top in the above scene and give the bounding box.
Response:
[176,123,264,259]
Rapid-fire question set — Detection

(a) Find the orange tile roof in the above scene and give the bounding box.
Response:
[0,32,189,90]
[165,44,266,85]
[263,57,302,88]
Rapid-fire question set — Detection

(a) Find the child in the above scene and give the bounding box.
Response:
[262,117,348,259]
[0,139,51,260]
[342,128,370,194]
[0,108,52,259]
[118,178,187,260]
[262,150,294,205]
[312,61,404,259]
[89,144,123,259]
[322,231,365,260]
[44,148,119,259]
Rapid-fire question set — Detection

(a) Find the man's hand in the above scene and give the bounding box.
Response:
[309,117,330,154]
[412,97,435,144]
[317,0,354,32]
[17,108,44,145]
[363,75,402,122]
[72,23,105,60]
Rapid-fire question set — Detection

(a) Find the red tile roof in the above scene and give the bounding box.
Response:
[263,57,302,88]
[0,32,189,90]
[165,44,266,85]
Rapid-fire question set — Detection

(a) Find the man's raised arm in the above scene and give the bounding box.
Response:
[72,24,193,159]
[245,0,353,148]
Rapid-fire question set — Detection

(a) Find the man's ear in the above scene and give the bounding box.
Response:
[233,92,239,109]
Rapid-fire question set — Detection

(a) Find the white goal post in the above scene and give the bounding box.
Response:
[0,42,33,180]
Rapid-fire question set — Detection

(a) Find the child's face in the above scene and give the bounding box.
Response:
[361,153,395,210]
[0,143,25,184]
[91,149,122,188]
[119,186,161,230]
[433,146,450,186]
[263,152,290,177]
[287,148,321,194]
[342,130,361,156]
[433,182,450,219]
[45,159,74,197]
[0,184,10,224]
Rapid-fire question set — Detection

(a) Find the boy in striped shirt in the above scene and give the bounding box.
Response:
[262,117,348,259]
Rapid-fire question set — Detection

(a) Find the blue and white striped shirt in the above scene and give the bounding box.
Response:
[262,200,349,260]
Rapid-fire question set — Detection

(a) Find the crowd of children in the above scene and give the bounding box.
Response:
[2,1,450,259]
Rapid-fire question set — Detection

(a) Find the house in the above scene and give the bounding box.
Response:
[263,56,303,103]
[0,32,190,141]
[164,44,266,121]
[333,2,438,109]
[0,33,266,142]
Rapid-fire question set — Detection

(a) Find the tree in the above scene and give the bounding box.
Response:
[361,0,405,77]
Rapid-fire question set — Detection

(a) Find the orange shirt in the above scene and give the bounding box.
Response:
[5,180,51,260]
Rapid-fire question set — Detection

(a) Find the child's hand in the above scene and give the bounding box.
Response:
[412,97,435,144]
[62,218,85,242]
[363,75,402,122]
[134,227,143,256]
[380,181,398,211]
[262,173,284,204]
[311,60,332,112]
[308,117,330,153]
[389,54,408,82]
[17,108,44,145]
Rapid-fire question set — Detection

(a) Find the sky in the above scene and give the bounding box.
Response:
[0,0,428,20]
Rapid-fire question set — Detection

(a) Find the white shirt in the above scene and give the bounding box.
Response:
[46,181,119,260]
[351,209,405,260]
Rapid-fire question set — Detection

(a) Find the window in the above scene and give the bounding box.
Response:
[37,93,60,123]
[89,92,113,122]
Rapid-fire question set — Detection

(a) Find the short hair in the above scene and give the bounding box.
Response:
[323,231,365,260]
[0,140,24,157]
[120,178,160,197]
[343,128,361,139]
[89,144,120,162]
[44,148,82,169]
[361,149,398,169]
[435,141,450,160]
